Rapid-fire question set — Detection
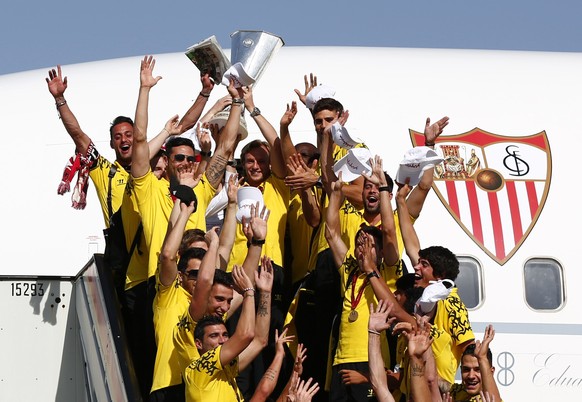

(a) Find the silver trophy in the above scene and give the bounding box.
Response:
[223,30,284,87]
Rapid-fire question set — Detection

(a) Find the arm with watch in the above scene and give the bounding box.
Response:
[360,156,416,326]
[243,86,287,179]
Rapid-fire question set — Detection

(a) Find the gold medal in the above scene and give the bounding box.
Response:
[348,309,358,323]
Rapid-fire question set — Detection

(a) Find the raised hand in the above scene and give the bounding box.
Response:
[243,202,270,241]
[424,116,449,145]
[285,153,319,191]
[140,55,162,89]
[330,172,345,193]
[180,197,197,216]
[255,255,274,293]
[281,101,298,127]
[368,299,394,334]
[232,264,253,295]
[177,160,202,188]
[46,65,68,98]
[204,226,220,245]
[357,232,378,272]
[294,377,319,402]
[294,73,318,105]
[196,122,212,154]
[364,155,387,186]
[405,315,433,359]
[274,327,295,355]
[200,72,215,94]
[475,324,495,361]
[226,173,240,205]
[294,342,307,375]
[164,114,182,137]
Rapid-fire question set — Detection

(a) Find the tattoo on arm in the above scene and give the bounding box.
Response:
[257,293,271,317]
[263,368,278,382]
[411,362,425,377]
[206,154,228,188]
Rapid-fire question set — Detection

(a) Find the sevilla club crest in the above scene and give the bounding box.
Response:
[410,128,551,265]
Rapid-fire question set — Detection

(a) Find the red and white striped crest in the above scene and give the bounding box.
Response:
[411,128,551,265]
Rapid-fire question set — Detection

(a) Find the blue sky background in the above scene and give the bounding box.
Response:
[2,0,581,75]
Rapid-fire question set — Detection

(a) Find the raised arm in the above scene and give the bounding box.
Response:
[276,342,307,402]
[476,325,502,402]
[188,227,220,321]
[147,115,182,160]
[294,73,318,107]
[132,55,162,178]
[325,175,348,269]
[216,172,240,269]
[177,73,215,132]
[279,101,299,175]
[249,328,295,402]
[239,255,274,371]
[396,183,421,266]
[203,79,243,189]
[319,112,364,209]
[366,156,399,266]
[368,300,396,402]
[404,318,435,402]
[287,154,321,228]
[46,65,92,154]
[405,116,448,218]
[244,86,286,178]
[219,265,256,366]
[359,233,414,326]
[228,202,269,315]
[159,199,195,286]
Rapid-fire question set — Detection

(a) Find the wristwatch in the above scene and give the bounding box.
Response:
[366,271,380,280]
[250,107,261,117]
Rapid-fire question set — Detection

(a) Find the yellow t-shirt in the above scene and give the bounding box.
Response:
[89,155,149,290]
[333,256,403,367]
[184,345,243,402]
[173,304,201,376]
[89,155,128,227]
[132,170,216,280]
[287,191,316,284]
[432,288,475,384]
[227,175,290,271]
[151,272,191,393]
[121,184,151,290]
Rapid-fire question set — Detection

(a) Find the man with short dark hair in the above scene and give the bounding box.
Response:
[450,325,502,402]
[184,261,274,402]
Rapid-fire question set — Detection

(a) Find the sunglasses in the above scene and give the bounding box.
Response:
[173,154,199,163]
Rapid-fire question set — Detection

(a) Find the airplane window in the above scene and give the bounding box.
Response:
[524,258,564,310]
[455,257,482,309]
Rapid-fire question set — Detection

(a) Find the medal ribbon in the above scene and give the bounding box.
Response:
[350,273,369,311]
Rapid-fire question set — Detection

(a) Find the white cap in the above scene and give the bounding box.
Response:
[305,85,336,110]
[416,279,455,314]
[221,62,255,87]
[395,146,444,186]
[331,122,362,149]
[333,147,373,183]
[235,186,265,223]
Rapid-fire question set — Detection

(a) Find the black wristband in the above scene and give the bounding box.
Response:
[200,151,211,157]
[379,186,391,192]
[367,271,380,279]
[251,238,266,245]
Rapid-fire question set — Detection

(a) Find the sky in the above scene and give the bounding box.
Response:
[2,0,582,76]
